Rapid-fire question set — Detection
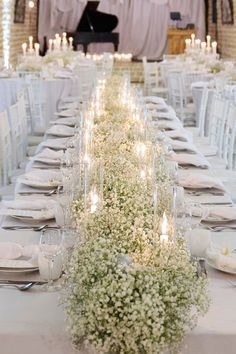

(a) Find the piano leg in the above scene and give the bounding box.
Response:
[83,44,88,54]
[114,43,119,53]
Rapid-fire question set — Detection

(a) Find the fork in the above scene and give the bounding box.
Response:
[2,224,48,231]
[0,282,35,291]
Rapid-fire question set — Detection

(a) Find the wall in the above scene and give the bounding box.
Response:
[208,0,236,58]
[0,0,38,67]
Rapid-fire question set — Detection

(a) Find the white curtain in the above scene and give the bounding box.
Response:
[38,0,205,60]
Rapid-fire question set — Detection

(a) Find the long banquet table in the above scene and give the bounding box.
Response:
[0,227,236,354]
[1,83,236,354]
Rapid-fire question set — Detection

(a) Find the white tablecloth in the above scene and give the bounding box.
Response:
[0,229,236,354]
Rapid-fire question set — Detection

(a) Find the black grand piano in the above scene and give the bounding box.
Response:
[71,1,119,54]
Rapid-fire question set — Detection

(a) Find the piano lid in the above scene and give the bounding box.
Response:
[76,1,118,33]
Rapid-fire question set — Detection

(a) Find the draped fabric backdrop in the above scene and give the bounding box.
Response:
[38,0,205,60]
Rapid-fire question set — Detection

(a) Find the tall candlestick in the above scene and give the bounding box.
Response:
[160,212,168,242]
[29,36,33,51]
[191,33,195,48]
[185,38,191,51]
[212,41,217,55]
[22,43,27,56]
[69,37,73,49]
[206,35,211,48]
[34,43,40,56]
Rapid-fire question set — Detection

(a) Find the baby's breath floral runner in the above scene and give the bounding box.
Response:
[65,77,209,354]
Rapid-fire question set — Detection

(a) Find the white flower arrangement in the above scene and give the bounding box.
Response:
[65,77,210,354]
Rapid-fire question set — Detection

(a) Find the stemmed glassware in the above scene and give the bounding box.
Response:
[39,229,63,291]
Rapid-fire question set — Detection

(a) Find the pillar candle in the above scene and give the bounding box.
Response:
[29,36,33,51]
[212,41,217,55]
[206,35,211,48]
[185,39,191,50]
[34,43,40,56]
[195,39,201,49]
[191,33,195,47]
[69,37,73,49]
[22,43,27,56]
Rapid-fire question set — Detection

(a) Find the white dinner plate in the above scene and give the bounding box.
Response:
[11,215,54,223]
[206,259,236,275]
[0,259,38,269]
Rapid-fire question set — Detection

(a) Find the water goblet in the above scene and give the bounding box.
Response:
[39,229,62,291]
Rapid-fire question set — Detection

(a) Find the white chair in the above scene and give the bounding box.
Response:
[8,102,24,169]
[26,77,46,134]
[142,57,168,97]
[0,111,12,186]
[74,63,96,102]
[17,91,29,156]
[193,94,229,169]
[209,94,229,158]
[167,70,195,124]
[223,103,236,170]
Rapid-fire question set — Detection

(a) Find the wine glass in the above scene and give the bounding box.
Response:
[39,229,62,291]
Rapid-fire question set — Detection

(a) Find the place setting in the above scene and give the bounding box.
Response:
[0,196,59,230]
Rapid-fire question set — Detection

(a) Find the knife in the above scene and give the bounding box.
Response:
[0,280,46,285]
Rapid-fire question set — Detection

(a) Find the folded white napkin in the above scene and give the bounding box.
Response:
[41,137,69,150]
[2,198,57,211]
[51,117,76,126]
[152,109,176,120]
[146,103,168,111]
[32,148,64,163]
[0,243,23,260]
[0,198,57,220]
[158,120,182,130]
[18,169,61,186]
[144,96,166,106]
[0,242,39,261]
[54,109,76,117]
[178,174,226,191]
[169,152,211,169]
[165,129,193,142]
[204,206,236,221]
[170,140,199,154]
[46,125,75,137]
